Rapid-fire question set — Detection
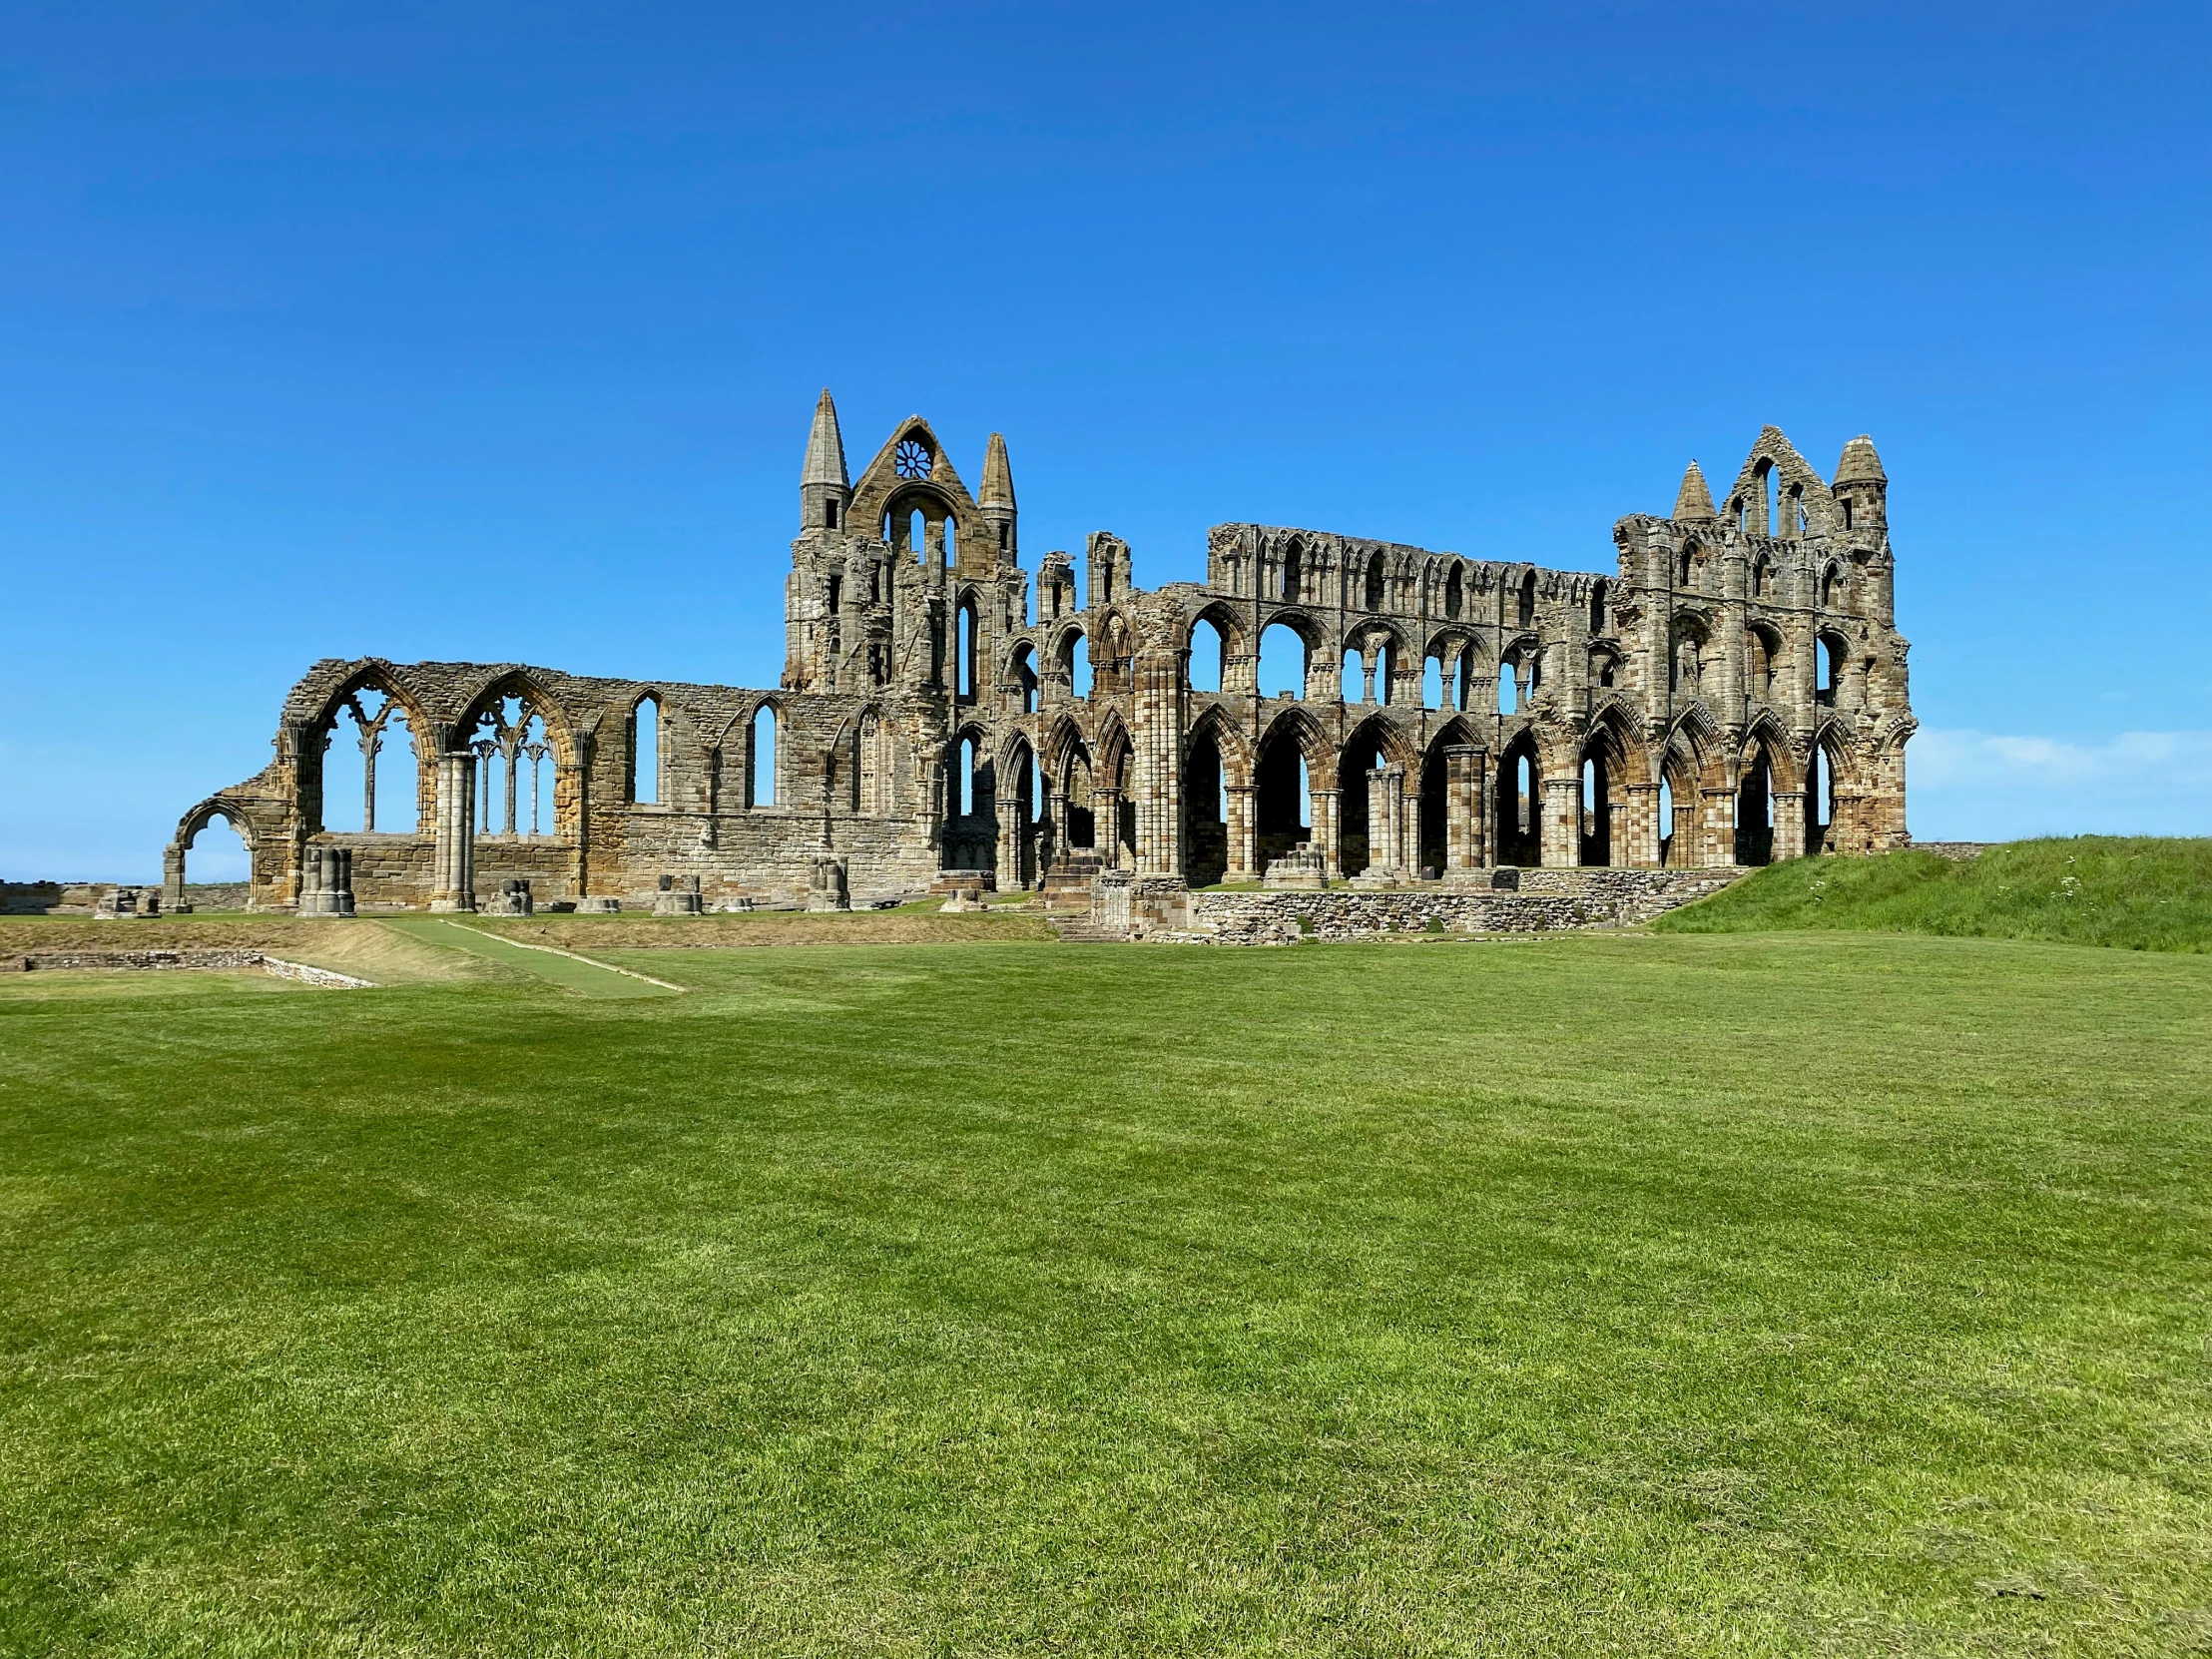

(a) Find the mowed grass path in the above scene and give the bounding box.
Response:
[1,935,2207,1656]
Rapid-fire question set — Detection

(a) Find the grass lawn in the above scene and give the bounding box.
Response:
[2,932,2207,1656]
[1658,837,2212,952]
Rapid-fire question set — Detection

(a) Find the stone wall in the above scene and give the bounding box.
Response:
[6,949,371,987]
[1185,868,1744,944]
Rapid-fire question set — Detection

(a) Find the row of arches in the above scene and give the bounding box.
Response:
[1243,539,1558,626]
[1673,538,1856,613]
[934,702,1865,886]
[300,673,787,838]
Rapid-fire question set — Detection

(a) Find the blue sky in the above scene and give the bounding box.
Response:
[2,1,2205,879]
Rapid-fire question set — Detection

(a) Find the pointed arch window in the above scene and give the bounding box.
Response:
[1366,553,1386,612]
[748,704,778,807]
[956,596,979,700]
[631,696,661,805]
[1517,570,1537,628]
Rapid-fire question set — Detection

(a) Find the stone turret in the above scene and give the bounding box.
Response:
[1832,434,1887,533]
[800,388,850,533]
[1673,460,1717,522]
[978,432,1016,565]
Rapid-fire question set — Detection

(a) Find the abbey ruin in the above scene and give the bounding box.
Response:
[168,394,1913,915]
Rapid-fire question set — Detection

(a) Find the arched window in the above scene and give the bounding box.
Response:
[1785,482,1805,538]
[1751,557,1770,598]
[1821,565,1844,609]
[1190,618,1228,694]
[944,515,959,570]
[1588,579,1607,635]
[631,695,660,805]
[1817,634,1845,704]
[1282,541,1303,603]
[957,597,978,700]
[1497,654,1518,715]
[1758,461,1775,536]
[1365,552,1386,612]
[1746,629,1775,700]
[466,695,552,837]
[1258,623,1307,699]
[1068,633,1092,699]
[1678,547,1696,588]
[320,688,420,834]
[1455,651,1475,711]
[955,736,977,817]
[1376,641,1395,706]
[1422,655,1443,709]
[1670,633,1702,696]
[1342,648,1364,703]
[857,712,884,814]
[1444,564,1464,621]
[748,703,777,807]
[1011,643,1038,713]
[1517,570,1537,628]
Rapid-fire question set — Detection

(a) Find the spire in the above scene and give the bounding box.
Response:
[979,432,1015,510]
[1834,434,1886,485]
[1674,459,1717,521]
[802,388,848,489]
[976,430,1017,566]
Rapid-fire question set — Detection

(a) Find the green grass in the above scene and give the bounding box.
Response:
[1657,835,2212,952]
[380,917,681,998]
[2,933,2209,1655]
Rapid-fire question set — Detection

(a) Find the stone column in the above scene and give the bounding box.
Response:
[162,843,189,913]
[1047,784,1069,869]
[996,802,1024,889]
[1606,800,1628,868]
[1315,788,1343,877]
[1702,787,1737,868]
[1540,778,1582,868]
[430,751,477,912]
[1094,787,1127,869]
[1366,770,1392,874]
[1226,784,1257,878]
[1131,637,1186,877]
[1772,791,1808,860]
[1621,783,1662,868]
[1367,765,1407,878]
[1444,746,1487,871]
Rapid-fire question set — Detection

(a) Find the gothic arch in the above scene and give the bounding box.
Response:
[1258,704,1335,787]
[1341,709,1422,774]
[1185,703,1255,786]
[454,670,583,771]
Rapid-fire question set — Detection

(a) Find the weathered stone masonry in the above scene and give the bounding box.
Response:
[171,395,1912,912]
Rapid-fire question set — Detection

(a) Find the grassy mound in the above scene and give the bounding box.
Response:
[1655,835,2212,951]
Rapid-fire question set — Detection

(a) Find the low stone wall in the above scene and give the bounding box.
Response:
[1187,868,1745,944]
[7,949,371,987]
[1910,841,1991,861]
